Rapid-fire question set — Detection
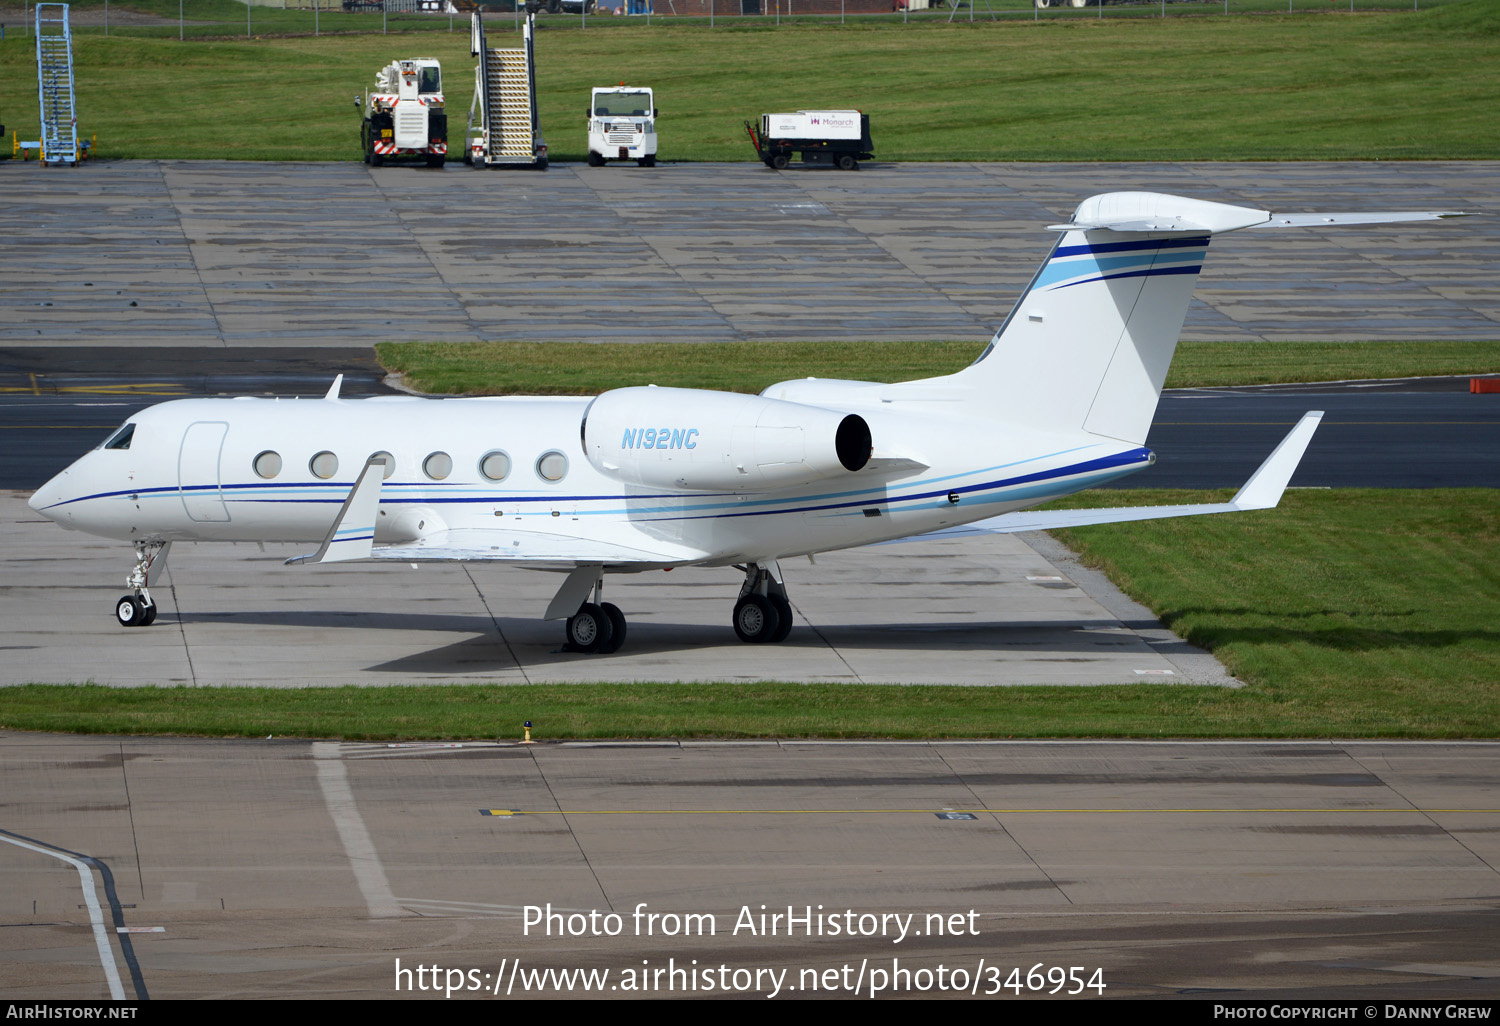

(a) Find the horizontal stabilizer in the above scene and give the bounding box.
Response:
[1246,211,1467,229]
[285,456,387,565]
[1048,192,1466,236]
[890,412,1322,541]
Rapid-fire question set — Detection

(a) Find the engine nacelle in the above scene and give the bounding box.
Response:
[582,387,871,492]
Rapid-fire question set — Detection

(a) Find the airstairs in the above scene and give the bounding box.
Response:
[466,11,546,168]
[35,3,80,166]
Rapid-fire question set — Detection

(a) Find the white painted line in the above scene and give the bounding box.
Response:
[396,897,592,917]
[313,742,404,919]
[1133,669,1176,675]
[117,926,165,934]
[1026,575,1065,581]
[0,834,125,999]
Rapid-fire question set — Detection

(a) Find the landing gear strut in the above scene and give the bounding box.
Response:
[732,562,793,644]
[116,541,170,628]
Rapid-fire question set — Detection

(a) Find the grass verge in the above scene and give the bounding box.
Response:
[0,0,1495,160]
[4,490,1496,740]
[376,339,1500,395]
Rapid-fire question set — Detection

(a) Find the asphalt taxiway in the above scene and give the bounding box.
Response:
[2,160,1495,348]
[2,735,1497,1000]
[4,359,1496,491]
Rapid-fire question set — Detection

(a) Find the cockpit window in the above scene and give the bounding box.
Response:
[100,423,135,450]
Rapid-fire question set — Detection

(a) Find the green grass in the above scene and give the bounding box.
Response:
[377,339,1500,395]
[3,490,1497,739]
[1,0,1495,160]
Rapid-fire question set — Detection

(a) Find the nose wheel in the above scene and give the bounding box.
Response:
[115,593,157,627]
[114,541,169,628]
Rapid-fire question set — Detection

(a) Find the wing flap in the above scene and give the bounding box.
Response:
[357,527,706,569]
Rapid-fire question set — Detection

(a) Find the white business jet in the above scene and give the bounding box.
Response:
[29,192,1462,653]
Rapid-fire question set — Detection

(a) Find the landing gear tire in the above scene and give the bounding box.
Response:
[600,602,627,654]
[588,151,605,167]
[768,595,793,643]
[566,602,615,654]
[770,152,790,171]
[115,594,148,628]
[836,154,858,171]
[733,595,782,644]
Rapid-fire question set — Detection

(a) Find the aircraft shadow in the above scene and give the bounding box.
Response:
[169,609,1179,673]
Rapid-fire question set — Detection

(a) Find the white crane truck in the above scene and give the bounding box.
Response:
[361,59,446,168]
[586,87,657,167]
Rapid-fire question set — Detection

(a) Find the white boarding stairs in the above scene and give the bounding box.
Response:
[35,3,80,166]
[467,11,545,167]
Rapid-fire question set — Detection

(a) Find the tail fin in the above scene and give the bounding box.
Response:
[948,192,1463,446]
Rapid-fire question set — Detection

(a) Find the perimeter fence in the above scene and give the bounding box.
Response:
[0,0,1476,41]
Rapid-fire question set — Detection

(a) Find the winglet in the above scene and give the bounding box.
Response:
[324,374,344,401]
[1230,411,1323,510]
[285,455,386,565]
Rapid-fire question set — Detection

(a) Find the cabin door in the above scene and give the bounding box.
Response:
[179,421,231,522]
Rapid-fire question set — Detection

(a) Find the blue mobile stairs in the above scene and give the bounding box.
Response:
[35,3,81,166]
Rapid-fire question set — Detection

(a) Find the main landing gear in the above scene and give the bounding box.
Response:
[564,577,627,654]
[732,562,794,644]
[115,541,170,628]
[556,561,798,654]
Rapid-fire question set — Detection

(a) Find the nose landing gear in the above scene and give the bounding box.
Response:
[115,541,170,628]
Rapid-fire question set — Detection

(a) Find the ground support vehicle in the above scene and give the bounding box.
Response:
[35,4,82,166]
[586,87,657,167]
[746,110,872,171]
[465,11,547,169]
[361,59,446,167]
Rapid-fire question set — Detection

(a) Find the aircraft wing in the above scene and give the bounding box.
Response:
[291,525,706,571]
[898,411,1322,540]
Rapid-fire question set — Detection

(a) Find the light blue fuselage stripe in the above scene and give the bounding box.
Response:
[40,450,1154,526]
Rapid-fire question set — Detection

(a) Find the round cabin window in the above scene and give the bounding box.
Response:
[309,451,338,480]
[423,452,453,480]
[479,451,512,482]
[536,451,568,482]
[252,450,282,479]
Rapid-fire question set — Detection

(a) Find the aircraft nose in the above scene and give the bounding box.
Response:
[29,470,71,522]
